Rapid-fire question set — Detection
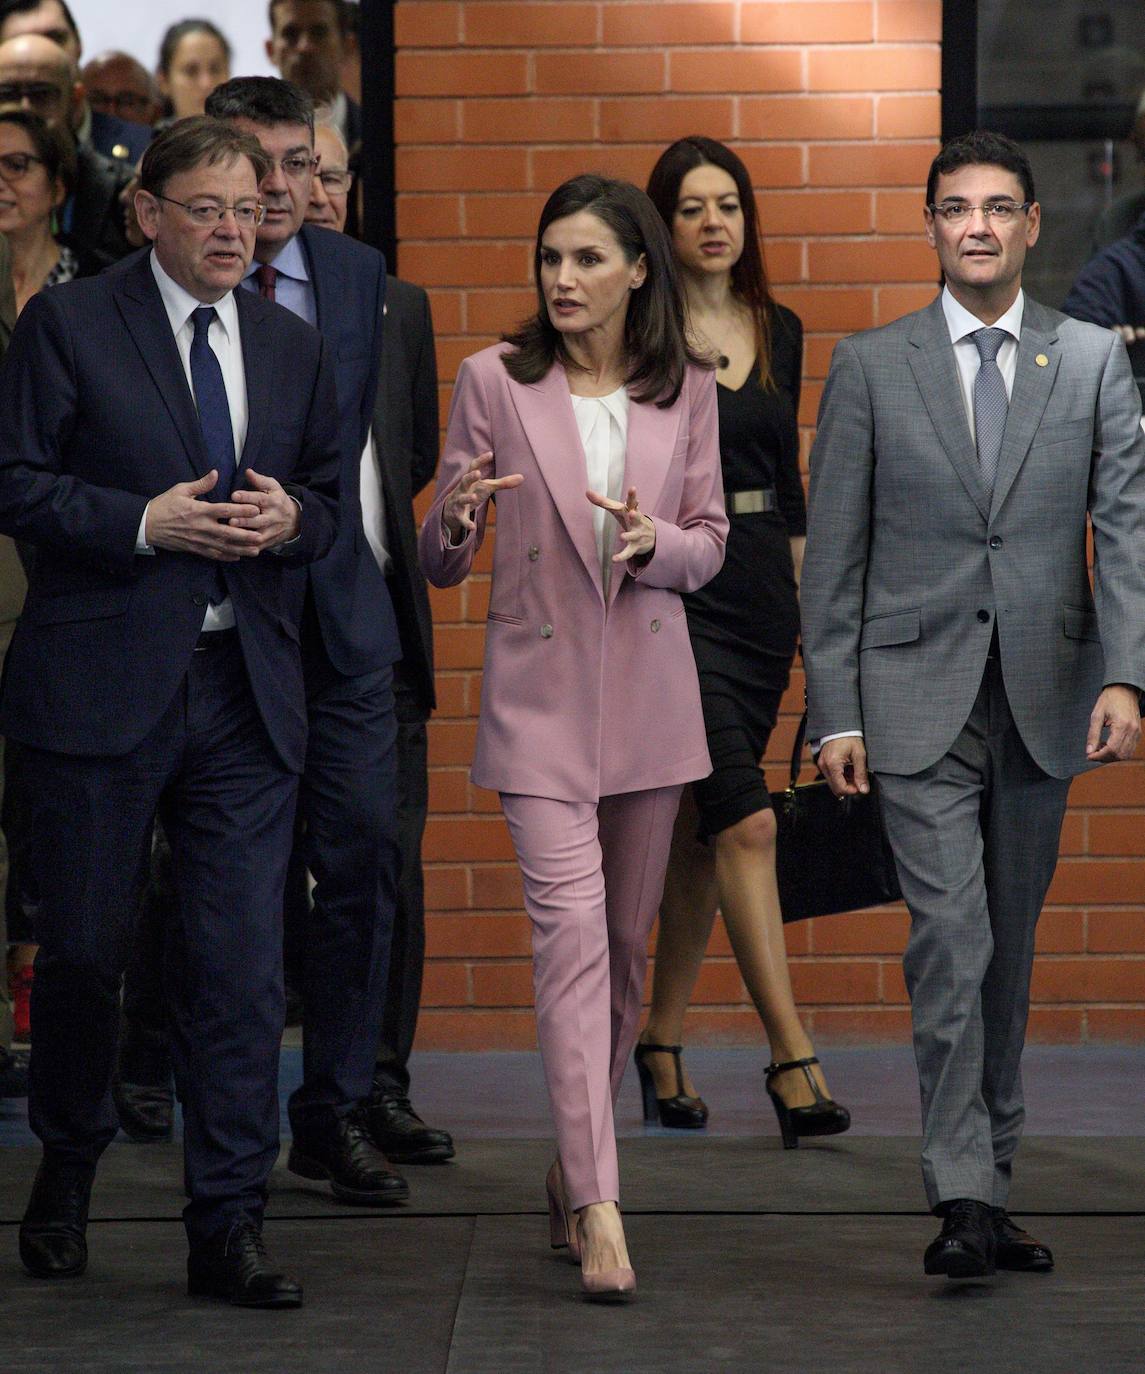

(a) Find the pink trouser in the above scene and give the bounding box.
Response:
[500,786,684,1211]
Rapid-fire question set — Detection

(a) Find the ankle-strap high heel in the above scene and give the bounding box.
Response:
[764,1056,851,1150]
[634,1041,708,1129]
[545,1161,581,1264]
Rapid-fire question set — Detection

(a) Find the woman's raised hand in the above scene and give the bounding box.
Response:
[585,486,656,562]
[442,452,524,540]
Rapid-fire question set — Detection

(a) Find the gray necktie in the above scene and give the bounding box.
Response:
[972,327,1009,489]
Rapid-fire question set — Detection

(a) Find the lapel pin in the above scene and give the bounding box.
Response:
[1035,353,1049,367]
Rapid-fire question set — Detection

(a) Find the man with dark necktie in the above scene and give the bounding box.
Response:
[0,116,340,1305]
[802,130,1145,1279]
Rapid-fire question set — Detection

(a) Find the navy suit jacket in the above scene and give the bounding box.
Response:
[0,250,340,771]
[376,275,439,714]
[291,222,401,677]
[89,110,152,164]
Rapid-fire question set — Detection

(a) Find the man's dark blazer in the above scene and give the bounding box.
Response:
[0,249,340,772]
[290,222,400,677]
[376,275,438,713]
[69,141,135,266]
[89,109,152,164]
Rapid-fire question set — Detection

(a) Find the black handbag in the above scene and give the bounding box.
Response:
[772,712,902,923]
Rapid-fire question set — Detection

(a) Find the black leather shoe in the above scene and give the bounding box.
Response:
[924,1198,996,1278]
[363,1088,455,1164]
[288,1109,410,1204]
[992,1209,1054,1272]
[19,1159,94,1279]
[113,1078,174,1142]
[187,1219,302,1309]
[634,1042,708,1129]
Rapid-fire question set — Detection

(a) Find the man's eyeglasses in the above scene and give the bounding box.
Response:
[0,151,46,182]
[316,168,352,194]
[0,81,66,113]
[274,154,318,180]
[928,201,1032,225]
[155,195,266,227]
[88,91,153,119]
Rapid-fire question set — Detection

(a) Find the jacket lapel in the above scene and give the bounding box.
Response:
[234,287,273,477]
[608,393,682,607]
[113,252,205,477]
[508,366,603,596]
[989,299,1060,518]
[907,296,990,521]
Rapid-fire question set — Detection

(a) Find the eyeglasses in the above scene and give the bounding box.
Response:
[928,201,1032,225]
[0,151,46,182]
[0,81,66,113]
[155,195,266,227]
[273,154,318,180]
[316,168,352,194]
[88,91,153,119]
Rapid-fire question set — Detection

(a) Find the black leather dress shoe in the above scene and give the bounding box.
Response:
[992,1209,1054,1272]
[187,1219,302,1308]
[288,1109,410,1204]
[113,1078,174,1142]
[924,1198,996,1278]
[19,1159,94,1278]
[363,1089,455,1164]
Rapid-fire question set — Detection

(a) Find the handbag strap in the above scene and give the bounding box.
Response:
[788,710,809,791]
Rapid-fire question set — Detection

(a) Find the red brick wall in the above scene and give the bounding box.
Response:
[394,0,1145,1049]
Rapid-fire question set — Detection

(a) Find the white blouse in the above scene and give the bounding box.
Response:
[570,386,629,593]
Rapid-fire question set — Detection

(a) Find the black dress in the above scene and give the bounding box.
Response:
[686,304,805,839]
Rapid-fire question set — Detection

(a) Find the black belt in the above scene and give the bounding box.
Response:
[725,487,778,515]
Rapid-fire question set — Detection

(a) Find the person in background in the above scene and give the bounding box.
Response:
[0,226,26,1101]
[1061,211,1145,400]
[306,120,455,1164]
[81,51,159,131]
[637,136,850,1147]
[155,19,231,124]
[266,1,358,153]
[0,34,134,264]
[420,174,727,1298]
[0,0,149,162]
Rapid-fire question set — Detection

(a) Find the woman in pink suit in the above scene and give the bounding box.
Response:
[419,175,727,1300]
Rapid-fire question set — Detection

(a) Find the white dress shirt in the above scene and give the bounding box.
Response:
[571,387,628,594]
[818,287,1025,749]
[137,251,249,631]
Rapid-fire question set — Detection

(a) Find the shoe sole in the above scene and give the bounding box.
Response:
[187,1277,303,1309]
[20,1257,86,1279]
[924,1252,995,1278]
[379,1143,455,1165]
[287,1147,410,1205]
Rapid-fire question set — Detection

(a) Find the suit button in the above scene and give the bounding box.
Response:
[977,609,990,623]
[192,593,207,607]
[528,545,540,561]
[989,535,1003,550]
[540,623,553,638]
[650,618,661,633]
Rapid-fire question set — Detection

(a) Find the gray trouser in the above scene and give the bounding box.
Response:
[875,656,1070,1210]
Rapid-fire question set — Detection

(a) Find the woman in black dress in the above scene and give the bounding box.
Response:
[637,137,850,1145]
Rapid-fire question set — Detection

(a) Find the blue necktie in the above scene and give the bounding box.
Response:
[972,327,1009,491]
[190,306,236,501]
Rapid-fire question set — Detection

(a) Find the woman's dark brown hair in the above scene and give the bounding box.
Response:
[502,173,710,408]
[0,108,76,201]
[646,136,777,388]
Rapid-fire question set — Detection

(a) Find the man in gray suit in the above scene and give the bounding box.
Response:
[802,130,1145,1279]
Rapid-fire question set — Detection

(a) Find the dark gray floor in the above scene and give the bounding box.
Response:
[2,1046,1143,1371]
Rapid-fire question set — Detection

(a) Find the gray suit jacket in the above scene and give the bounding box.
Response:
[802,293,1145,780]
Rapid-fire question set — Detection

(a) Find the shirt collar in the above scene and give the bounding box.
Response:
[149,250,240,341]
[243,231,310,285]
[942,284,1024,346]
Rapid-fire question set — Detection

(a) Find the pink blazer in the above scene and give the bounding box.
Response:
[419,343,728,802]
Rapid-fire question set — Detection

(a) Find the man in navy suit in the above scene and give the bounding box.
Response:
[203,76,406,1204]
[0,117,339,1307]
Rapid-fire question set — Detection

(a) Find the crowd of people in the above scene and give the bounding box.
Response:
[0,0,1141,1315]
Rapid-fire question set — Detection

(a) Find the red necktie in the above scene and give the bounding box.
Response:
[256,264,278,302]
